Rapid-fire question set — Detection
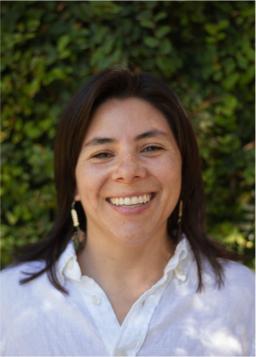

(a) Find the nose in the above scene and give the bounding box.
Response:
[111,154,147,183]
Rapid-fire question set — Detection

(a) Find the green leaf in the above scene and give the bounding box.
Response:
[155,26,171,38]
[144,36,159,48]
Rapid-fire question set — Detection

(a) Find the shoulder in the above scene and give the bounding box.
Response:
[197,259,255,336]
[222,260,254,309]
[202,257,254,290]
[0,261,47,310]
[202,259,255,312]
[200,258,254,305]
[0,260,45,287]
[186,259,255,356]
[221,259,254,293]
[0,261,68,333]
[0,262,70,355]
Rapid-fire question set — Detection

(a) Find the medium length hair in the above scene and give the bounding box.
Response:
[16,69,234,292]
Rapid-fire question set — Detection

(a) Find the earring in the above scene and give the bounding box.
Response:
[71,201,85,252]
[177,200,183,225]
[177,200,183,239]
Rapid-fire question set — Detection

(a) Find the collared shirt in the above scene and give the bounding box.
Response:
[0,237,254,356]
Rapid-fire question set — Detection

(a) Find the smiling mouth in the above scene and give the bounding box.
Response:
[106,193,156,207]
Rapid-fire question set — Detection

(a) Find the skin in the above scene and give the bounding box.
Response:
[75,97,182,323]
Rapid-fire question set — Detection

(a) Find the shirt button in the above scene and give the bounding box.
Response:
[180,273,187,282]
[91,295,101,305]
[175,268,187,282]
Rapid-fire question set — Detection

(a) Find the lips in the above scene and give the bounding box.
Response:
[106,193,155,207]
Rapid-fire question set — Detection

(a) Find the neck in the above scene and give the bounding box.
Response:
[77,227,175,324]
[77,228,174,292]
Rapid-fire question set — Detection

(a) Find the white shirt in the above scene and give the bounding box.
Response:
[0,237,254,356]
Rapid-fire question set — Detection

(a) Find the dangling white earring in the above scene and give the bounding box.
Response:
[71,201,85,252]
[71,201,80,228]
[177,200,183,225]
[177,200,183,239]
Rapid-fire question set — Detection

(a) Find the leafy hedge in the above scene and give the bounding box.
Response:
[1,1,254,268]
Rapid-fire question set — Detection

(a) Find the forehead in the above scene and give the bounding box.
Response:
[84,97,173,140]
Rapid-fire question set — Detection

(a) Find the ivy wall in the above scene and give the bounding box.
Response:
[1,1,254,267]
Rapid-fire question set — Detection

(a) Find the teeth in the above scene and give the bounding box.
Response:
[109,194,152,206]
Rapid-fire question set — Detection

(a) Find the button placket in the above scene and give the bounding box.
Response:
[76,279,121,355]
[114,348,127,356]
[114,286,165,356]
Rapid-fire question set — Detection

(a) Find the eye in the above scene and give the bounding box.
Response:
[91,152,114,160]
[142,145,164,153]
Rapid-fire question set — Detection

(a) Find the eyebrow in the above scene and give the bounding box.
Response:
[82,129,168,149]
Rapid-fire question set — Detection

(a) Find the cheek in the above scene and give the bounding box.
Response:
[155,160,182,204]
[154,155,182,183]
[75,164,109,201]
[75,164,93,200]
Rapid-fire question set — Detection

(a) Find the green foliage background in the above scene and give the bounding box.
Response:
[1,1,254,268]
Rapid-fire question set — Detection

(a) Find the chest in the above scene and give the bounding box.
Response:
[6,294,246,357]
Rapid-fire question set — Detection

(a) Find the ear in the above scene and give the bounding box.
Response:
[74,188,81,201]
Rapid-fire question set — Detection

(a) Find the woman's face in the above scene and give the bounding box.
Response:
[75,97,182,246]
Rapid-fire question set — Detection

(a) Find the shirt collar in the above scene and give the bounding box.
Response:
[164,236,192,282]
[56,241,81,284]
[57,234,193,284]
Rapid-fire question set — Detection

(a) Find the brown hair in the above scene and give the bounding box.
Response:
[16,68,235,292]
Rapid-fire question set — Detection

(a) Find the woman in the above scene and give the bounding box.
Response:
[1,69,254,356]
